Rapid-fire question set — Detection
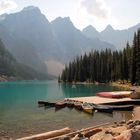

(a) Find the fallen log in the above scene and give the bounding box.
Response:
[49,122,109,140]
[81,128,102,138]
[71,134,79,140]
[17,127,71,140]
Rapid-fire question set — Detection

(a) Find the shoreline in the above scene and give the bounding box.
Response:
[15,119,140,140]
[61,81,132,90]
[110,82,131,90]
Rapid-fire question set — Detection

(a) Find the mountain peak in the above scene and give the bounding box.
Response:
[52,17,71,23]
[22,6,41,14]
[83,25,99,39]
[103,24,114,32]
[23,6,39,11]
[83,25,98,32]
[51,17,74,28]
[0,6,42,22]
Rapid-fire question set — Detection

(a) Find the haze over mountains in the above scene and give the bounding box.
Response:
[83,23,140,49]
[0,6,139,77]
[0,38,48,80]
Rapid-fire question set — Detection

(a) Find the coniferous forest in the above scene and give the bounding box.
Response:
[60,29,140,85]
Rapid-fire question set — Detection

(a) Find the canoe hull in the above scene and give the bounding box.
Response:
[38,101,55,107]
[74,104,83,111]
[55,102,66,109]
[83,108,93,114]
[92,104,134,113]
[97,91,131,99]
[67,103,74,108]
[107,105,134,111]
[82,103,93,114]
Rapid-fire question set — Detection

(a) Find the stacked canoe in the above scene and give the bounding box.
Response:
[38,101,55,107]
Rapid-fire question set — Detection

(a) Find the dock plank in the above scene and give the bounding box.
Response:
[66,96,140,105]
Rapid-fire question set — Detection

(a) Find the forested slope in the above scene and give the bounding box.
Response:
[60,29,140,85]
[0,39,48,80]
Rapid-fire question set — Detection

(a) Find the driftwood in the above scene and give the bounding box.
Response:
[17,127,71,140]
[81,128,102,137]
[71,134,79,140]
[17,123,109,140]
[49,122,109,140]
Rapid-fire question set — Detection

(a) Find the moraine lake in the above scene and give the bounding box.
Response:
[0,80,133,139]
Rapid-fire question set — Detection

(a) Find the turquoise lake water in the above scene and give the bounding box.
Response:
[0,81,133,139]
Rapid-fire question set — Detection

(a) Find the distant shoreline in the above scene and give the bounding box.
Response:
[59,81,131,90]
[0,75,16,82]
[0,75,56,82]
[110,82,131,90]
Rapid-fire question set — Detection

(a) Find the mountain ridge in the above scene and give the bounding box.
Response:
[0,6,139,76]
[83,23,140,49]
[0,6,116,76]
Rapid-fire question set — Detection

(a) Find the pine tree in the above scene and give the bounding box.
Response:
[126,42,132,81]
[131,33,137,84]
[136,29,140,84]
[122,48,129,81]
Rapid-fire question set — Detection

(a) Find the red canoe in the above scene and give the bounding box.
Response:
[96,91,132,99]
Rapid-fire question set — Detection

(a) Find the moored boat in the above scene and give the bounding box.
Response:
[38,101,55,107]
[96,91,131,99]
[92,104,113,114]
[74,101,83,111]
[91,103,134,113]
[66,100,74,108]
[55,101,66,110]
[82,103,93,114]
[104,104,134,111]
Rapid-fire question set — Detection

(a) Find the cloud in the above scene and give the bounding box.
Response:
[0,0,17,12]
[80,0,111,20]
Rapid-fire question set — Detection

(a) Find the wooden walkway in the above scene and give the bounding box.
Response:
[66,96,140,105]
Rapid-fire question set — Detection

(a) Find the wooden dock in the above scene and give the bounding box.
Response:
[66,96,140,105]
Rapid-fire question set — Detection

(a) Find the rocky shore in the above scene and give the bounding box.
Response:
[110,82,131,90]
[15,119,140,140]
[57,120,140,140]
[89,120,140,140]
[0,75,16,82]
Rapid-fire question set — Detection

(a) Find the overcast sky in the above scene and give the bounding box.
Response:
[0,0,140,31]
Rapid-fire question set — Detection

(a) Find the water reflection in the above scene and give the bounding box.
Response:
[60,83,122,98]
[113,111,132,121]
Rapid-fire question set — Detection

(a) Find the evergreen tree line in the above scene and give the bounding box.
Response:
[60,29,140,85]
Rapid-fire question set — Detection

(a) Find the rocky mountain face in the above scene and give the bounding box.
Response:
[1,6,138,76]
[0,6,50,74]
[0,38,48,80]
[83,24,140,49]
[51,17,115,63]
